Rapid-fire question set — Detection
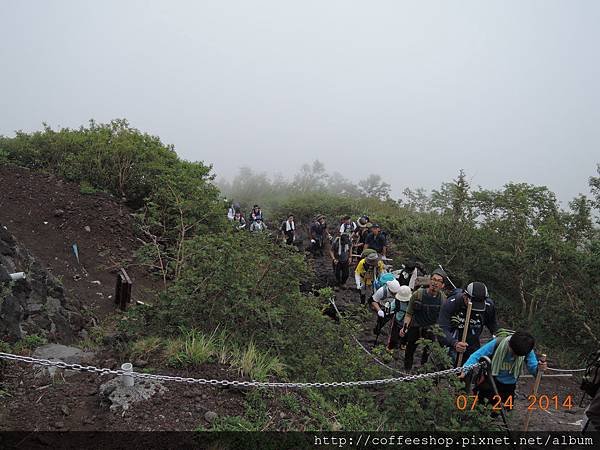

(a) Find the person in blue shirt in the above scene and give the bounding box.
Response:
[461,330,547,404]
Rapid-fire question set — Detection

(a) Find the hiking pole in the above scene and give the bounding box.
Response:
[455,301,473,368]
[523,353,547,431]
[481,356,511,432]
[374,310,393,347]
[437,264,456,290]
[374,317,384,346]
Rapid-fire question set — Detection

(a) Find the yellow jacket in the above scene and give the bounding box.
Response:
[355,258,385,286]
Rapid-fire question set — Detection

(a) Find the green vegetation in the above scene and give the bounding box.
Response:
[231,341,285,381]
[13,334,47,353]
[222,165,600,364]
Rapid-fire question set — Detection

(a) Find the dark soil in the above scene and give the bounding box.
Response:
[0,358,253,431]
[0,165,163,319]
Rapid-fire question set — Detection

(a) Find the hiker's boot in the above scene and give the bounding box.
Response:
[360,294,366,305]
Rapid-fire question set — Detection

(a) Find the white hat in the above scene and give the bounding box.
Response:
[386,279,401,294]
[395,285,412,302]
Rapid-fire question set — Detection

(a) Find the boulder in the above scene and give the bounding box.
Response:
[0,224,85,343]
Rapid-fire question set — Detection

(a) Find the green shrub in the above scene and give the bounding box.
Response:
[231,342,285,381]
[14,334,47,353]
[165,328,217,367]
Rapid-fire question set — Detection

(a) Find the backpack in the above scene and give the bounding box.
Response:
[581,350,600,397]
[374,272,396,291]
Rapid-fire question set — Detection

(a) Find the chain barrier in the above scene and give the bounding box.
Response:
[0,351,484,389]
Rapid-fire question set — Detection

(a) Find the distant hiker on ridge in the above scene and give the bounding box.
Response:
[280,214,296,245]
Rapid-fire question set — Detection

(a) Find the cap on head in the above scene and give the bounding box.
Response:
[365,252,380,265]
[395,285,412,302]
[361,248,377,259]
[466,282,488,300]
[371,223,380,229]
[386,279,401,294]
[431,268,447,279]
[465,282,488,311]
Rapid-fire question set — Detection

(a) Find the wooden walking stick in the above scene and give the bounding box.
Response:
[523,353,547,431]
[456,301,473,367]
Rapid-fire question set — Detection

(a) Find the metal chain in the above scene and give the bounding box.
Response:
[0,352,483,389]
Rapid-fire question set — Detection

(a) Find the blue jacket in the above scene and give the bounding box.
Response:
[464,338,539,384]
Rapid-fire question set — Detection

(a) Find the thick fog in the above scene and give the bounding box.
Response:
[1,0,599,204]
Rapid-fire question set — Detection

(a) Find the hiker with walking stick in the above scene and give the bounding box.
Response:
[399,268,447,371]
[460,330,547,406]
[438,282,498,365]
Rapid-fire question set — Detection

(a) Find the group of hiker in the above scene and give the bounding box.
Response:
[223,203,600,427]
[310,213,552,412]
[227,202,267,232]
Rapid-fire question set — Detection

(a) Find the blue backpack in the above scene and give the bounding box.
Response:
[374,273,395,291]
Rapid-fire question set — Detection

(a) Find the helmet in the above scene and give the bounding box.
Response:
[386,279,401,294]
[466,282,488,300]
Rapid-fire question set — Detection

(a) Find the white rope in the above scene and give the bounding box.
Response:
[546,367,586,373]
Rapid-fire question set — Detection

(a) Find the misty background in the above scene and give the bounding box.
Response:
[1,0,599,204]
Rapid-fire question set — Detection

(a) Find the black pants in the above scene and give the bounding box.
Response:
[284,233,294,245]
[333,261,349,285]
[404,326,435,370]
[476,378,516,406]
[387,319,408,350]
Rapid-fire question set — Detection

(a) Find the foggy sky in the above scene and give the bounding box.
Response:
[1,0,599,205]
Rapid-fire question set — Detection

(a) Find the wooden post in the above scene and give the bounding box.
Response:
[456,301,473,367]
[524,353,547,431]
[114,272,122,306]
[114,268,132,311]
